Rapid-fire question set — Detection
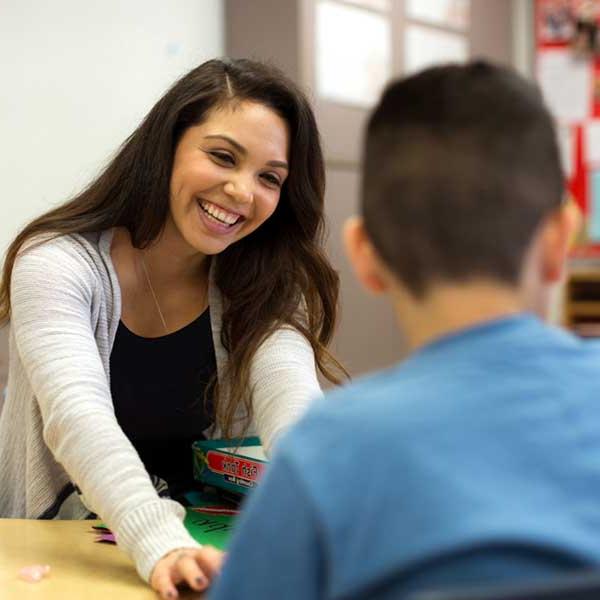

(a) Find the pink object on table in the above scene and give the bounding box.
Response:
[18,564,50,582]
[95,532,116,544]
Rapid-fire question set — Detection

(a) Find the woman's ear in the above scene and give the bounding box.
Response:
[343,216,390,294]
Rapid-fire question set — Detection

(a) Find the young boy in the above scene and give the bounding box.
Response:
[208,62,600,600]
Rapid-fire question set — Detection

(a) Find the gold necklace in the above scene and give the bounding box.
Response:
[140,253,169,335]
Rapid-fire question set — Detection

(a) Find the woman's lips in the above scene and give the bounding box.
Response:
[196,199,245,235]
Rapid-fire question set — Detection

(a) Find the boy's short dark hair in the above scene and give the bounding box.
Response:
[362,60,564,297]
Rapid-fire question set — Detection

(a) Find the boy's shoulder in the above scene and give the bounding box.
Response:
[279,317,600,476]
[279,365,431,467]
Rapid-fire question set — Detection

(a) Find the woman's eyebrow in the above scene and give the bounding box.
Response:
[204,134,288,171]
[267,160,288,170]
[205,134,246,154]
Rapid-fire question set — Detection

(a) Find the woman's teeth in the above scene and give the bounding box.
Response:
[200,200,240,226]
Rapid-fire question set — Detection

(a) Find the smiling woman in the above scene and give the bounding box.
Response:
[0,58,346,599]
[168,101,288,256]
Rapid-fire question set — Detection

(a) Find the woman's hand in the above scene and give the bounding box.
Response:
[150,545,224,599]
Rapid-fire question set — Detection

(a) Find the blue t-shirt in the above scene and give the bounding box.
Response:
[209,315,600,600]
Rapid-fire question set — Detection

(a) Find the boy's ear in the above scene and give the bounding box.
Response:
[343,216,390,294]
[540,200,580,283]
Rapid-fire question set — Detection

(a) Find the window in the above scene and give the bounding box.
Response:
[403,0,470,74]
[404,24,468,73]
[316,0,392,107]
[405,0,469,30]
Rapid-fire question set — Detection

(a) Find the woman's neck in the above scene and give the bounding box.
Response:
[112,224,210,337]
[136,220,209,287]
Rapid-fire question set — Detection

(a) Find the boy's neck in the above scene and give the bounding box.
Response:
[391,280,525,352]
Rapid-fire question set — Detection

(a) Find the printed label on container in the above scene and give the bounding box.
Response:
[206,450,266,483]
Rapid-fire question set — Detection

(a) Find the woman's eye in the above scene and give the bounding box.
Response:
[210,151,235,165]
[261,173,282,188]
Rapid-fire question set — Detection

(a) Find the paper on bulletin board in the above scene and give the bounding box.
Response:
[538,49,591,122]
[557,123,575,178]
[589,171,600,241]
[584,120,600,166]
[536,0,576,44]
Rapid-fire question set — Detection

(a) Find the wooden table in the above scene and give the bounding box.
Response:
[0,519,205,599]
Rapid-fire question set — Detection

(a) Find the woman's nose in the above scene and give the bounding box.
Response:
[224,180,253,204]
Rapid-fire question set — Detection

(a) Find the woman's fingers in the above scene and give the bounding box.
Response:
[151,565,179,599]
[150,546,225,599]
[175,553,209,591]
[193,546,224,580]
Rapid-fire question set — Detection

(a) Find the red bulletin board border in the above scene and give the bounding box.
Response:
[572,124,588,214]
[534,0,600,216]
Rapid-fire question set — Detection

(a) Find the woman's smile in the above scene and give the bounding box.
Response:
[197,198,246,235]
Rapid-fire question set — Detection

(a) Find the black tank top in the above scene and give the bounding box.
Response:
[110,308,216,497]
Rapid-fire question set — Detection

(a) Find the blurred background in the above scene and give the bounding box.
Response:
[2,0,600,385]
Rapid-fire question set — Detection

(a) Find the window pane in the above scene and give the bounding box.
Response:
[316,0,392,107]
[404,25,468,74]
[339,0,391,12]
[406,0,470,30]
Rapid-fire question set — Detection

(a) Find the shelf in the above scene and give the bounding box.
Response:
[565,302,600,317]
[569,270,600,282]
[563,267,600,334]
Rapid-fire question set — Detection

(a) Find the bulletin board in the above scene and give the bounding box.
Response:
[536,0,600,246]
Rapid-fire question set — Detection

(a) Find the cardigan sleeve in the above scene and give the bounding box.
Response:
[10,239,200,582]
[249,325,322,456]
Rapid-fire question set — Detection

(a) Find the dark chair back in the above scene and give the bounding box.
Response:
[408,571,600,600]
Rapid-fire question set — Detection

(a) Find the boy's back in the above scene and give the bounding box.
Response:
[209,61,593,599]
[210,315,600,599]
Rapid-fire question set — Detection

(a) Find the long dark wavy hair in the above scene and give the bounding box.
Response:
[0,58,347,437]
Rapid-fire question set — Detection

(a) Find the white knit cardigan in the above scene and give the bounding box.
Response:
[0,229,321,581]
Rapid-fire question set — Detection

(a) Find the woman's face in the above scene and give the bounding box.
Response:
[167,100,290,257]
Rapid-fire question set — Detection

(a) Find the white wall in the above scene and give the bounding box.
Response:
[0,0,223,258]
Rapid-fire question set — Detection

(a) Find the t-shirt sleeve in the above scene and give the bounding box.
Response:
[208,450,324,600]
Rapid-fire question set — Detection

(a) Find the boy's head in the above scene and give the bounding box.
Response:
[346,61,574,312]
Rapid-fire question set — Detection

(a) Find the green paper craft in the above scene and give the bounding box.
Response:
[184,508,236,550]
